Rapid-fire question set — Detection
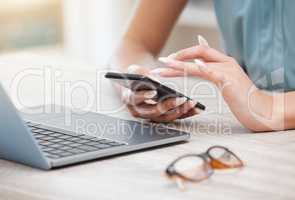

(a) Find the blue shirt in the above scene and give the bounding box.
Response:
[213,0,295,91]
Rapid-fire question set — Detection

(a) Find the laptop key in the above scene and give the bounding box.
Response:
[39,130,55,135]
[75,139,91,144]
[59,152,73,157]
[50,133,64,137]
[41,136,56,141]
[78,145,99,152]
[39,141,54,146]
[59,140,74,145]
[35,134,47,139]
[88,137,104,142]
[59,146,73,151]
[31,129,46,133]
[50,144,64,148]
[50,138,64,143]
[68,143,82,148]
[66,137,82,142]
[58,135,73,139]
[67,149,86,154]
[97,139,113,144]
[49,149,66,154]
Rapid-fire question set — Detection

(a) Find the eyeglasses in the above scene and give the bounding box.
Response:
[165,145,244,189]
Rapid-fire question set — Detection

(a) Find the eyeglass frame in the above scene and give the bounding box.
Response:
[165,145,244,183]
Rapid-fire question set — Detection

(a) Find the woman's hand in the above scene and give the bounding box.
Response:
[118,65,200,123]
[152,45,281,131]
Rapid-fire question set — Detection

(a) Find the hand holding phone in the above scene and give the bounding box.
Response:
[105,72,205,111]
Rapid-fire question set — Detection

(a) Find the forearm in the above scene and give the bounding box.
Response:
[229,86,295,132]
[108,0,187,71]
[249,91,295,132]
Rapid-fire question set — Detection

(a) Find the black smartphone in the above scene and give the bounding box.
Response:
[105,72,205,111]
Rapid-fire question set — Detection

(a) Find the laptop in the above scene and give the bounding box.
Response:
[0,84,190,170]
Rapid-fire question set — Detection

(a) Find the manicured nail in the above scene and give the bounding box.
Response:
[122,89,132,101]
[194,59,208,72]
[198,35,209,47]
[188,100,197,108]
[167,53,178,59]
[158,57,174,64]
[150,68,166,75]
[194,59,206,67]
[127,64,140,73]
[175,97,187,106]
[144,99,157,105]
[144,90,157,99]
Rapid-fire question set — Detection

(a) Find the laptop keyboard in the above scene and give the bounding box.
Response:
[25,121,126,159]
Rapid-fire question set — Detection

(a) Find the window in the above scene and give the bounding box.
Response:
[0,0,62,52]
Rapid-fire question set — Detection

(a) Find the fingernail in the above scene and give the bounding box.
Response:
[144,99,158,105]
[188,100,197,108]
[194,59,208,72]
[127,64,140,73]
[175,97,187,106]
[122,89,132,102]
[194,59,206,67]
[144,90,157,99]
[198,35,209,47]
[158,57,174,64]
[150,68,166,75]
[195,108,204,114]
[167,53,178,59]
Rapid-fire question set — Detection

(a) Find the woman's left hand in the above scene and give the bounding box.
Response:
[151,45,277,131]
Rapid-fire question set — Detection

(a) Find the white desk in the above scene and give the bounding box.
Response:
[0,51,294,200]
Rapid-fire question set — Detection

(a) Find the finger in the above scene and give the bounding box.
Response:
[151,101,196,123]
[165,45,229,62]
[150,68,185,77]
[130,97,188,119]
[157,59,225,84]
[158,58,208,77]
[178,108,199,119]
[122,89,157,105]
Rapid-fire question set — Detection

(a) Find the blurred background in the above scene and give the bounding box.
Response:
[0,0,221,66]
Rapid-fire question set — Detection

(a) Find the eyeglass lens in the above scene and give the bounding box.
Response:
[173,155,213,182]
[208,146,243,169]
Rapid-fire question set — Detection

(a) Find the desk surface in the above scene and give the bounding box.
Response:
[0,51,295,200]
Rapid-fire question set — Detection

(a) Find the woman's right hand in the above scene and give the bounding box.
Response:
[120,65,199,123]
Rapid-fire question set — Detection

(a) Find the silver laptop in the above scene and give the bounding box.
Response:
[0,84,190,170]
